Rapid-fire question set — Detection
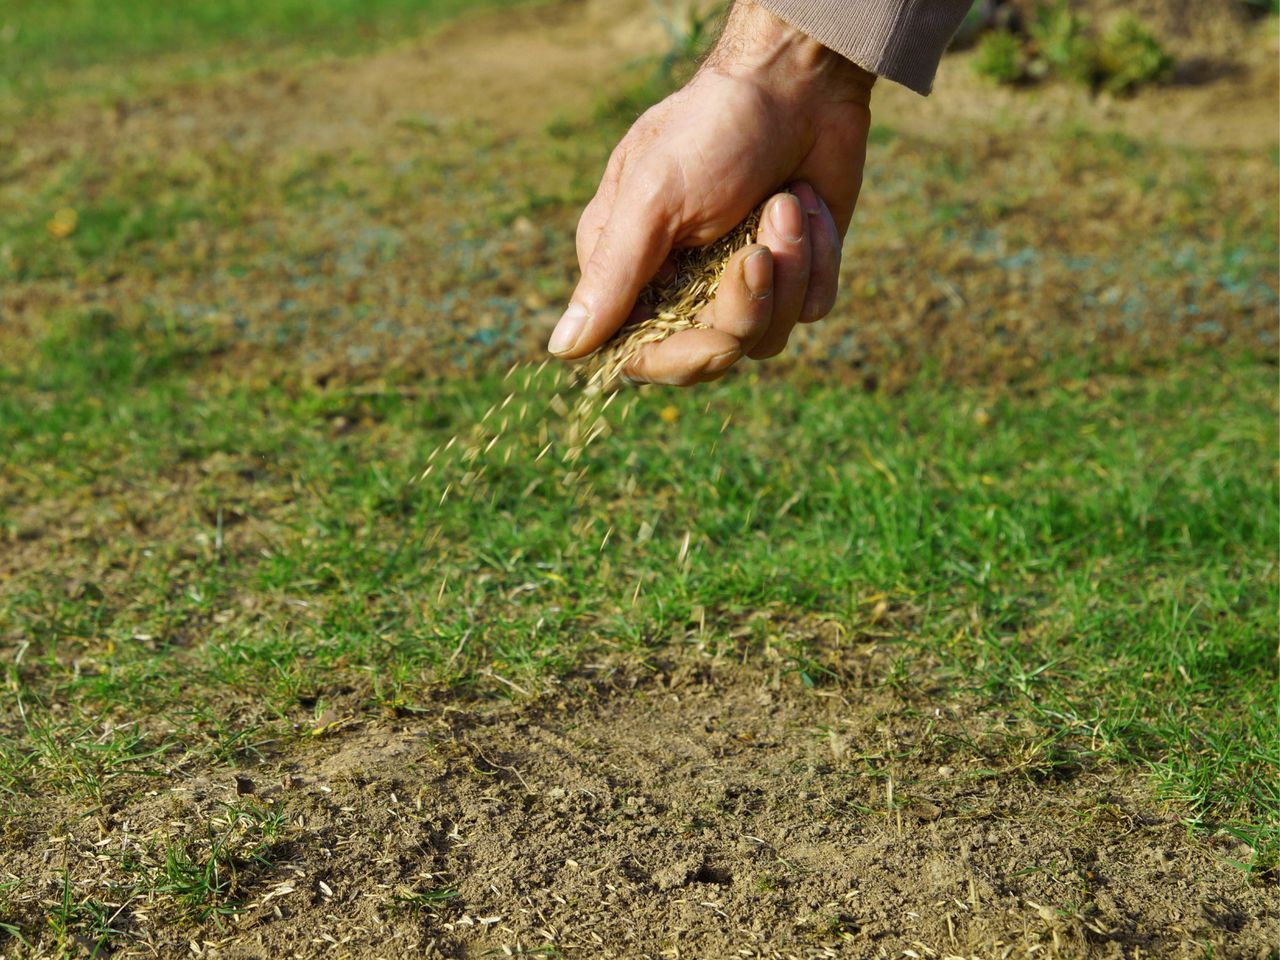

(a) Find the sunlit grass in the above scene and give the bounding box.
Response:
[1,0,533,118]
[2,309,1275,866]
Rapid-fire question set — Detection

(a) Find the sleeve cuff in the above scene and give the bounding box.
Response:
[754,0,972,95]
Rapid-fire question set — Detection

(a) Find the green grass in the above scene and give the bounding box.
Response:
[0,6,1276,950]
[2,308,1276,865]
[0,0,530,117]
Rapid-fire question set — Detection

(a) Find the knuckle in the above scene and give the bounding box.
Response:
[623,168,680,224]
[749,342,784,361]
[801,295,835,324]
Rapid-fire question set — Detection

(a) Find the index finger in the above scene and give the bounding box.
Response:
[548,178,677,359]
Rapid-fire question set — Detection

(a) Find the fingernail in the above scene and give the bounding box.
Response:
[770,194,804,244]
[744,249,772,299]
[548,303,590,355]
[705,348,741,373]
[792,182,820,216]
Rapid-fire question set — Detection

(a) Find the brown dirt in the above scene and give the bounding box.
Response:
[5,4,1279,956]
[13,0,1273,161]
[12,635,1278,958]
[5,0,669,156]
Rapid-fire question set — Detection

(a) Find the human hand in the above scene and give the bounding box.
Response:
[547,0,874,385]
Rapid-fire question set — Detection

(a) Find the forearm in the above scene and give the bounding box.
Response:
[703,0,876,106]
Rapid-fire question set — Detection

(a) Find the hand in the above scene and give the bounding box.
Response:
[547,0,874,385]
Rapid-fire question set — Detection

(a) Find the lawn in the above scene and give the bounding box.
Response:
[0,0,531,119]
[0,0,1277,955]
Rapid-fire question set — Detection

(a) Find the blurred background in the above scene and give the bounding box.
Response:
[1,0,1275,389]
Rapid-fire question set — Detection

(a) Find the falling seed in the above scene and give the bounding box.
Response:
[410,208,762,510]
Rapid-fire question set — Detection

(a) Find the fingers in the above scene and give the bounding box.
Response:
[623,327,743,386]
[621,243,772,386]
[793,102,869,233]
[796,184,842,323]
[575,145,627,268]
[559,182,839,382]
[747,190,811,360]
[702,243,773,350]
[550,179,676,360]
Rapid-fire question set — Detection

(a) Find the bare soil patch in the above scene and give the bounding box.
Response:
[13,635,1277,958]
[4,4,1278,956]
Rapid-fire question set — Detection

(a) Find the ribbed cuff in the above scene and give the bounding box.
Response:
[755,0,971,95]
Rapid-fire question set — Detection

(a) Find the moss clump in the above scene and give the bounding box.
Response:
[972,2,1174,96]
[973,30,1026,85]
[1096,15,1176,94]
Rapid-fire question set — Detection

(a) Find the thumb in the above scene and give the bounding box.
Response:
[548,184,675,359]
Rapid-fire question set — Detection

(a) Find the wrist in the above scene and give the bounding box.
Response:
[703,0,875,105]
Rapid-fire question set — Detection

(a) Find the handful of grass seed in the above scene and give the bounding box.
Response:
[417,204,763,499]
[587,204,763,387]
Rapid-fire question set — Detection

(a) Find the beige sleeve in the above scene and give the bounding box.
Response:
[755,0,973,94]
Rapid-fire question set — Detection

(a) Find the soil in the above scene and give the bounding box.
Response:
[5,2,1279,956]
[17,635,1278,958]
[3,0,1274,391]
[17,0,1274,158]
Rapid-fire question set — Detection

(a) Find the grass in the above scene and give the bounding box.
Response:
[2,310,1275,858]
[0,0,1277,949]
[0,0,532,120]
[32,800,287,954]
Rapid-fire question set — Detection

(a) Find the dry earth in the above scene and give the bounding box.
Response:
[5,2,1279,957]
[19,635,1280,958]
